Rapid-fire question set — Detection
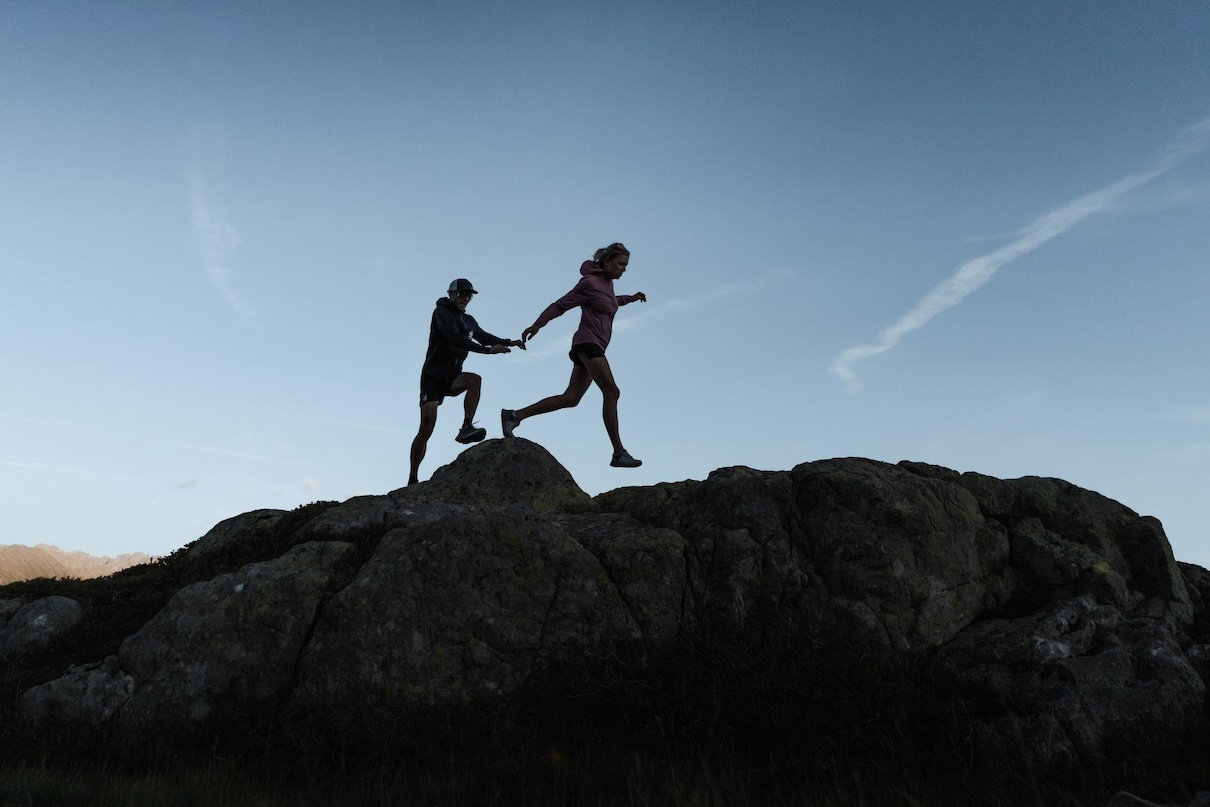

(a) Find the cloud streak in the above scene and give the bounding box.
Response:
[1163,405,1210,423]
[165,440,270,461]
[0,460,117,480]
[314,417,410,435]
[1156,442,1210,462]
[830,116,1210,393]
[187,128,253,318]
[614,271,791,334]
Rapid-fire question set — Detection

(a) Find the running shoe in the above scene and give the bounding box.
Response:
[610,450,642,468]
[455,423,487,444]
[501,409,519,438]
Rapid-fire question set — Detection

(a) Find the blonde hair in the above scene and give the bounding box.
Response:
[593,242,630,265]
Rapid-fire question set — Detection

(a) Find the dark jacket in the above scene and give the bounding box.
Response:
[420,297,507,381]
[531,260,641,350]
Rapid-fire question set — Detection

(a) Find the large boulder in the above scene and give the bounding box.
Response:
[0,598,23,631]
[12,440,1206,785]
[0,596,83,662]
[20,541,354,751]
[421,438,594,514]
[286,512,643,737]
[185,508,288,561]
[596,458,1017,649]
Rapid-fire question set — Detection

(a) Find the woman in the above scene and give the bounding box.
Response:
[501,242,647,467]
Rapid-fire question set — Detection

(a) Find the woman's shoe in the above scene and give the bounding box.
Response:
[610,450,642,468]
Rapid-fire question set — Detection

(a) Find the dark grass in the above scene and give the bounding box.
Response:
[3,635,1207,806]
[32,633,1187,807]
[0,643,1131,806]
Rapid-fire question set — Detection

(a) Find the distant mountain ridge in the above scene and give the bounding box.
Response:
[0,544,151,585]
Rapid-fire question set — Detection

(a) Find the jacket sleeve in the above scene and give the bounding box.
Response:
[532,277,592,328]
[466,315,506,348]
[617,294,640,305]
[433,307,490,354]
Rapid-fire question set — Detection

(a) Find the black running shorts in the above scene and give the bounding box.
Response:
[419,375,455,407]
[568,343,606,365]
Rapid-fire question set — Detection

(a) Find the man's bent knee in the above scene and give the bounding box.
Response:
[449,373,481,396]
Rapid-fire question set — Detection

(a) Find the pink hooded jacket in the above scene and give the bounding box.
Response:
[532,260,641,350]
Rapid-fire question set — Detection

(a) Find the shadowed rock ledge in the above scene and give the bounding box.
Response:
[6,439,1209,799]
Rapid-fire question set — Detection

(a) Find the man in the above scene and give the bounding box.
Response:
[408,279,523,485]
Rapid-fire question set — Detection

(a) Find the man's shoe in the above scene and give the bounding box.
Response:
[610,450,642,468]
[455,423,487,444]
[501,409,519,438]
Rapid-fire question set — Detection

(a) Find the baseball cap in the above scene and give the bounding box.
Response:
[448,279,477,295]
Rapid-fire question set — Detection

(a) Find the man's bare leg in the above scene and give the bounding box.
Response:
[408,401,440,484]
[450,372,481,428]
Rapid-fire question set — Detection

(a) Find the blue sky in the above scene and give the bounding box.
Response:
[3,2,1209,567]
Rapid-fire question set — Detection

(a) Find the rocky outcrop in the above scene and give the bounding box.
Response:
[10,440,1208,789]
[19,541,354,746]
[184,509,287,560]
[0,595,84,662]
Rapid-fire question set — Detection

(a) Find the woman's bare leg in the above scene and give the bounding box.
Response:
[581,356,624,454]
[516,365,591,421]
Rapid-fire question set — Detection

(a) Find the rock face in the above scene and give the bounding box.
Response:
[0,596,84,662]
[10,440,1208,783]
[19,542,353,742]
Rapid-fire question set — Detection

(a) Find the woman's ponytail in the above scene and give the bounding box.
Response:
[594,242,630,265]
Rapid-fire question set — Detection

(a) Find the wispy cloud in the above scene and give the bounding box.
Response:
[187,128,253,318]
[1162,405,1210,423]
[1156,442,1210,462]
[0,460,116,479]
[0,413,76,430]
[1115,179,1210,215]
[615,272,789,334]
[312,417,410,435]
[661,280,765,311]
[165,441,270,461]
[830,116,1210,393]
